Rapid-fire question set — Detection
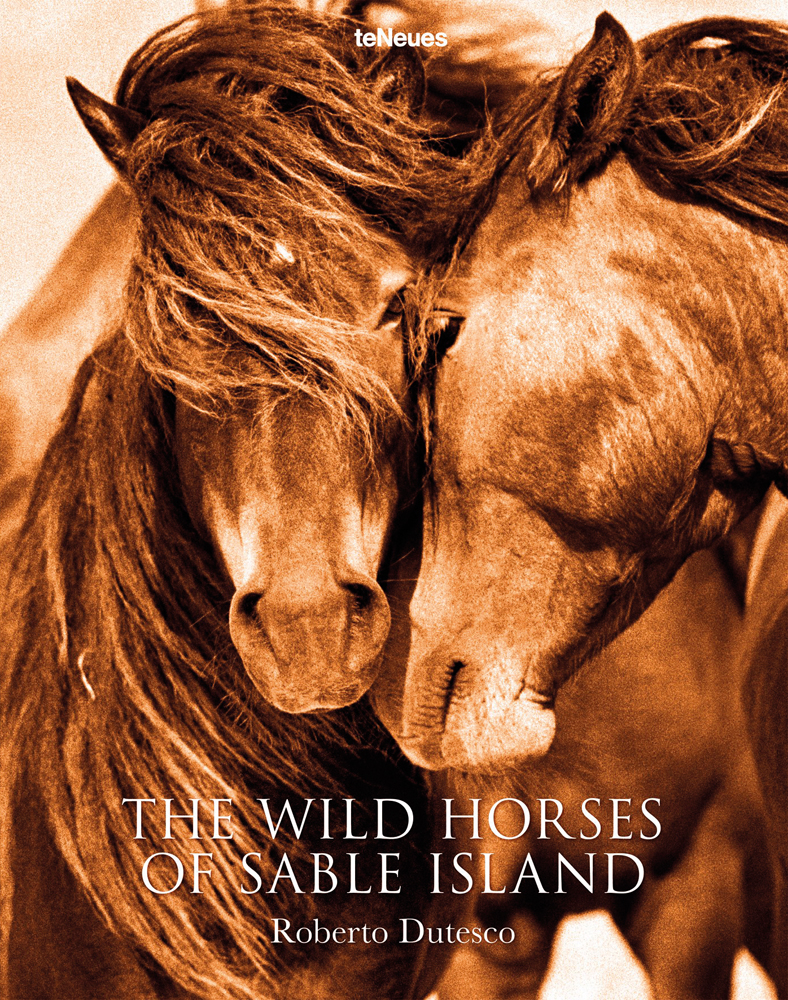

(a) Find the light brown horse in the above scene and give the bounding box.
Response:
[372,12,788,990]
[56,3,456,714]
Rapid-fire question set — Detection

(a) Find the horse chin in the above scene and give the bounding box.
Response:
[440,690,556,772]
[372,659,556,772]
[245,667,378,715]
[268,689,372,714]
[398,690,556,773]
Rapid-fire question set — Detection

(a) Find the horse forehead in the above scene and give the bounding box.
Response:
[178,399,353,486]
[452,161,714,385]
[460,158,663,291]
[271,414,363,491]
[440,172,716,485]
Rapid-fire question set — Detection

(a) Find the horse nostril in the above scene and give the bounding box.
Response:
[238,591,262,621]
[229,572,390,708]
[345,581,375,618]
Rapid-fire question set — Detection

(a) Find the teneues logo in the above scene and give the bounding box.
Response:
[354,27,448,48]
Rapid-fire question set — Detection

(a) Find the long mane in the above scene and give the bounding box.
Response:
[626,18,788,235]
[409,17,788,386]
[506,17,788,236]
[2,334,396,997]
[112,1,485,448]
[0,4,475,997]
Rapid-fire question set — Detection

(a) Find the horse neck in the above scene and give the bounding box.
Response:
[601,158,788,466]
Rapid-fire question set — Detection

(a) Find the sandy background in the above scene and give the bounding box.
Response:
[2,0,193,330]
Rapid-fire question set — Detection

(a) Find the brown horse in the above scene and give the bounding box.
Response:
[0,5,483,998]
[372,11,788,990]
[58,1,483,714]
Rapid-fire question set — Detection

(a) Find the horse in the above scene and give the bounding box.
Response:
[370,11,788,991]
[0,4,486,997]
[59,0,493,714]
[744,486,788,991]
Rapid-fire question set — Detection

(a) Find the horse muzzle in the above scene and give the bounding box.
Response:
[229,572,391,712]
[374,644,557,772]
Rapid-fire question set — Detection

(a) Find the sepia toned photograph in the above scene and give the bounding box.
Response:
[2,2,788,998]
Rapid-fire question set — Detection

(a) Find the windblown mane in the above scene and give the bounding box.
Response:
[410,17,788,385]
[627,18,788,233]
[113,1,486,448]
[506,17,788,236]
[2,335,412,998]
[0,4,475,997]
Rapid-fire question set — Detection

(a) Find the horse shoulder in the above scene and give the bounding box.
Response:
[744,494,788,873]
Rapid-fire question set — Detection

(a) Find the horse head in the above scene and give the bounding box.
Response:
[172,284,410,715]
[65,6,441,713]
[373,14,788,770]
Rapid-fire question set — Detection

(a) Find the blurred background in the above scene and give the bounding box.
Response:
[3,0,192,330]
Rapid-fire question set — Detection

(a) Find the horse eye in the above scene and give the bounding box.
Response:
[379,289,407,327]
[429,312,464,357]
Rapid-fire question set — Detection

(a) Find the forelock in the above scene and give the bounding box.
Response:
[111,2,473,454]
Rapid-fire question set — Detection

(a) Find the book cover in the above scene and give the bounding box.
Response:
[1,2,785,998]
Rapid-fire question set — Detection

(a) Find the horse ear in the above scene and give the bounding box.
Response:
[367,47,427,114]
[66,77,146,176]
[527,12,638,195]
